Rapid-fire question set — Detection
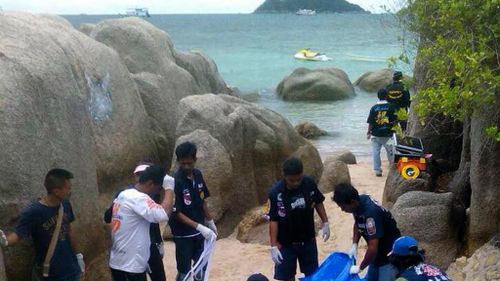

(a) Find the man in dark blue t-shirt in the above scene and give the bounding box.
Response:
[268,157,330,281]
[367,88,397,177]
[169,142,217,281]
[0,169,84,281]
[333,183,401,281]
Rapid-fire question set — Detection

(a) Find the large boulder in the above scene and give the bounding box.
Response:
[392,191,460,268]
[277,67,355,101]
[174,94,323,233]
[332,150,357,165]
[294,122,327,139]
[354,68,394,92]
[383,167,432,208]
[318,157,351,193]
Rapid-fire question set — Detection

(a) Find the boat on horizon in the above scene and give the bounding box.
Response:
[296,9,316,16]
[294,49,332,61]
[122,8,150,17]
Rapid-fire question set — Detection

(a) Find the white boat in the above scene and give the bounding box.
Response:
[294,49,332,61]
[125,8,150,17]
[296,9,316,16]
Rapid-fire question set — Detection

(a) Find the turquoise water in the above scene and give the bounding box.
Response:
[66,14,406,158]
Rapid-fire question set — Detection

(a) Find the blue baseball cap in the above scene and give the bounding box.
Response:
[388,236,419,256]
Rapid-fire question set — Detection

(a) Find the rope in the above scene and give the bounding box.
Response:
[183,235,216,281]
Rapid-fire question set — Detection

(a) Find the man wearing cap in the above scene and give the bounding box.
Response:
[268,157,330,281]
[383,71,411,131]
[388,236,451,281]
[104,161,169,281]
[332,183,400,281]
[108,165,174,281]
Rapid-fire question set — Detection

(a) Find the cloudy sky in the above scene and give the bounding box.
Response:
[0,0,404,15]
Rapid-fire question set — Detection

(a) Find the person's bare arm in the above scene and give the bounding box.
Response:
[202,201,213,221]
[314,202,328,223]
[269,221,279,247]
[360,238,379,270]
[176,212,200,229]
[68,225,81,254]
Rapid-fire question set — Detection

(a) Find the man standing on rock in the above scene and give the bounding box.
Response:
[0,168,85,281]
[169,141,217,281]
[109,165,174,281]
[268,157,330,281]
[332,183,400,281]
[367,88,397,177]
[384,71,411,130]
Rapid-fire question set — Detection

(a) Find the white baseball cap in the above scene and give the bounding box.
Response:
[133,164,150,174]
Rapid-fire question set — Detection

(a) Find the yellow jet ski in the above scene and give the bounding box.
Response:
[294,48,332,61]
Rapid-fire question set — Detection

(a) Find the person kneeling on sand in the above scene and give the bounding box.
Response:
[332,183,401,281]
[108,165,174,281]
[388,236,451,281]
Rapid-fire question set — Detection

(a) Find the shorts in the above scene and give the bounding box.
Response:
[174,235,205,275]
[274,239,318,280]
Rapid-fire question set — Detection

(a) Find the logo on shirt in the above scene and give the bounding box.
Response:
[277,202,286,217]
[376,111,389,125]
[366,217,376,235]
[111,203,122,233]
[183,189,192,206]
[290,197,306,210]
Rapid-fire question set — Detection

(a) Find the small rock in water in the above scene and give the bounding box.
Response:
[295,122,327,139]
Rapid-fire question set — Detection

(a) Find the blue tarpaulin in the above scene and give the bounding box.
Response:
[299,252,365,281]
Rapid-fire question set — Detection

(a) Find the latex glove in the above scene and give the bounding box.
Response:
[0,229,7,247]
[270,246,283,265]
[157,243,164,257]
[321,222,330,242]
[348,243,358,259]
[76,253,85,273]
[349,265,360,275]
[206,219,218,235]
[162,175,175,191]
[196,224,216,240]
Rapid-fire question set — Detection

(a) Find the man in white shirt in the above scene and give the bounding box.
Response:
[109,165,174,281]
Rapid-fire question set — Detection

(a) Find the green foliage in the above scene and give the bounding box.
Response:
[485,126,500,142]
[254,0,366,13]
[395,0,499,139]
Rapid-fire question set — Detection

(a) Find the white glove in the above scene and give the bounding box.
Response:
[76,253,85,273]
[196,224,216,240]
[157,243,164,257]
[270,246,283,265]
[349,265,360,275]
[348,243,358,259]
[206,219,218,235]
[162,175,175,191]
[0,229,7,247]
[321,222,330,242]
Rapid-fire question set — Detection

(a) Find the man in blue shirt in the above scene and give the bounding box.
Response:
[268,157,330,281]
[367,88,397,176]
[0,169,84,281]
[332,183,400,281]
[169,142,217,281]
[388,236,451,281]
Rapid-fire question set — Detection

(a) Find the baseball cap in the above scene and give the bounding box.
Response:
[393,71,403,81]
[247,273,269,281]
[388,236,419,256]
[134,164,150,174]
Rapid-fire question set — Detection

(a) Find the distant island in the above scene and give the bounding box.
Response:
[254,0,368,14]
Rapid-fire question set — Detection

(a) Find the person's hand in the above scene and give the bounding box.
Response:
[270,246,283,265]
[206,219,218,235]
[76,253,85,273]
[321,222,330,242]
[196,224,216,240]
[157,243,164,257]
[162,175,175,191]
[0,229,7,247]
[348,243,358,259]
[349,265,360,275]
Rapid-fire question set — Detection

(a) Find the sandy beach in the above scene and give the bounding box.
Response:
[161,157,389,281]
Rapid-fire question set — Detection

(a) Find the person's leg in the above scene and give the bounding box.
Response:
[371,137,383,175]
[110,268,128,281]
[274,245,297,281]
[377,263,398,281]
[364,265,379,281]
[126,272,147,281]
[297,240,319,277]
[148,243,166,281]
[192,235,205,281]
[174,237,194,281]
[380,137,392,163]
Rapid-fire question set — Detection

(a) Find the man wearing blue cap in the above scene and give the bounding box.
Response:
[388,236,451,281]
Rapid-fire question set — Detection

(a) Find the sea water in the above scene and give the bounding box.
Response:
[66,13,407,158]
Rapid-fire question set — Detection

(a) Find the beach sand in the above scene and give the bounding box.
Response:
[161,157,390,280]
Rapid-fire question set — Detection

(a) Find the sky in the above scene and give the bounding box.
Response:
[0,0,404,15]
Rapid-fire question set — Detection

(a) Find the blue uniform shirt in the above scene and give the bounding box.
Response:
[15,200,80,279]
[354,195,401,266]
[268,176,325,246]
[367,101,397,137]
[397,263,451,281]
[169,168,210,237]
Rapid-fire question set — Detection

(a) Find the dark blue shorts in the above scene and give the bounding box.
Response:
[274,240,318,280]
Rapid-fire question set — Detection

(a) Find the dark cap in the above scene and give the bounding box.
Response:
[393,71,403,81]
[247,273,269,281]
